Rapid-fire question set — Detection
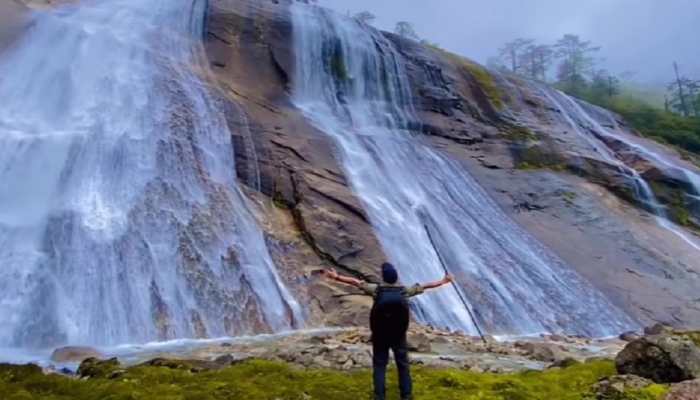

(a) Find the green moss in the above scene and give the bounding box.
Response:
[462,60,505,110]
[648,181,697,230]
[0,359,669,400]
[562,191,578,201]
[677,330,700,347]
[593,384,669,400]
[503,126,537,142]
[428,45,504,110]
[515,145,567,171]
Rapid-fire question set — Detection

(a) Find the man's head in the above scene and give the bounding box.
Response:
[381,262,398,284]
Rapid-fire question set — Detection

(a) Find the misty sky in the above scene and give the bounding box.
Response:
[321,0,700,85]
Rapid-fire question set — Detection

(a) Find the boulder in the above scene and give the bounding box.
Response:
[77,357,121,379]
[616,335,700,383]
[619,331,642,342]
[664,379,700,400]
[407,332,432,353]
[592,374,654,399]
[51,346,105,363]
[645,323,675,336]
[514,341,570,363]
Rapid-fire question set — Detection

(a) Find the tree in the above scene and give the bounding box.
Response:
[554,34,600,95]
[394,21,419,41]
[667,62,698,117]
[497,38,533,74]
[486,56,508,73]
[353,11,376,25]
[589,69,620,102]
[520,44,554,81]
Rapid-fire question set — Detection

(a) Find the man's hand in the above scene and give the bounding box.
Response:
[323,268,339,280]
[442,274,455,285]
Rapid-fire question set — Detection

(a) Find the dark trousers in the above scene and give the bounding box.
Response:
[372,335,412,400]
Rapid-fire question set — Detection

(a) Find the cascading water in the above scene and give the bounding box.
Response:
[0,0,302,350]
[540,87,700,251]
[291,4,635,336]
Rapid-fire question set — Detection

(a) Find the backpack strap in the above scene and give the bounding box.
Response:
[375,285,405,297]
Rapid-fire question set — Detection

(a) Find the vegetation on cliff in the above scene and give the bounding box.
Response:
[0,359,670,400]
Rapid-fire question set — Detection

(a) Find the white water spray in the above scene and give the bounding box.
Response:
[0,0,302,349]
[291,4,635,337]
[540,88,700,251]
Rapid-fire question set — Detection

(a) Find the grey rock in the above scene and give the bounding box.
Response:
[616,335,700,383]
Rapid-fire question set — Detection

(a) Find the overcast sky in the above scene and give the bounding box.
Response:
[321,0,700,85]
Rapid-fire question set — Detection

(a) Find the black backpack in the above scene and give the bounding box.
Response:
[370,286,410,340]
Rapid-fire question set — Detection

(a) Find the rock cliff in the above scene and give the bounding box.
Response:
[204,0,700,330]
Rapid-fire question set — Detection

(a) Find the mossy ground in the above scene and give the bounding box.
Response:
[0,359,669,400]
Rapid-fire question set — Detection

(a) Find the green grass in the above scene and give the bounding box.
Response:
[0,359,669,400]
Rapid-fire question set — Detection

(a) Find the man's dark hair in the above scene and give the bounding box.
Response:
[381,262,398,284]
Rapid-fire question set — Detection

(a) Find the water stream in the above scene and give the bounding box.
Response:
[540,87,700,251]
[291,4,635,337]
[0,0,302,349]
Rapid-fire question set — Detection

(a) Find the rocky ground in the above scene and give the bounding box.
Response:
[2,325,700,399]
[47,326,624,373]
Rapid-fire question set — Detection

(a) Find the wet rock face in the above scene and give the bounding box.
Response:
[206,0,388,328]
[616,335,700,383]
[0,0,30,51]
[202,0,700,332]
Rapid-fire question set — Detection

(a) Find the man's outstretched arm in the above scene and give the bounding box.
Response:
[421,274,454,290]
[322,268,364,288]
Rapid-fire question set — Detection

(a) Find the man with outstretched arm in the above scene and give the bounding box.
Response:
[323,262,454,400]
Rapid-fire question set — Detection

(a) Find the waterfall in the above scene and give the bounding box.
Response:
[540,88,700,251]
[0,0,302,349]
[291,4,635,337]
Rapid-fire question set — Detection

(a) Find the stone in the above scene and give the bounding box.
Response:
[407,332,432,353]
[619,331,642,342]
[664,379,700,400]
[592,375,654,399]
[514,341,569,363]
[645,323,675,336]
[616,335,700,383]
[51,346,105,363]
[548,357,580,369]
[77,357,121,379]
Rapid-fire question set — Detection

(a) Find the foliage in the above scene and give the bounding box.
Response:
[0,359,670,400]
[668,62,700,117]
[394,21,419,41]
[554,34,600,96]
[353,11,375,25]
[574,88,700,156]
[520,44,555,81]
[497,38,534,74]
